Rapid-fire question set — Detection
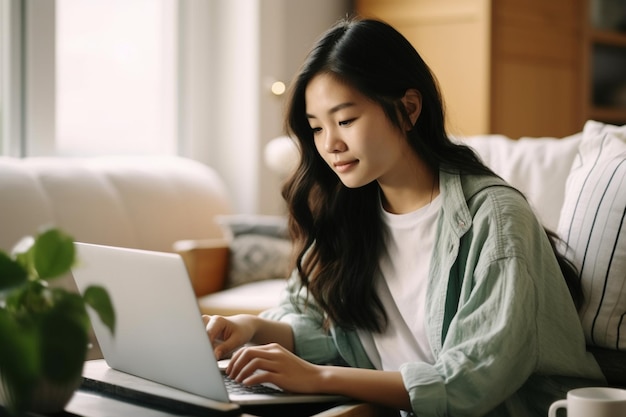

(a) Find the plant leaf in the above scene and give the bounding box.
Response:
[32,228,75,280]
[83,285,116,336]
[4,280,51,316]
[12,235,36,278]
[0,251,28,292]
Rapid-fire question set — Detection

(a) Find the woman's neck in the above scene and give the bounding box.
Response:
[378,154,439,215]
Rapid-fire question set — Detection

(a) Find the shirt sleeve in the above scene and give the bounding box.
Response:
[259,270,343,365]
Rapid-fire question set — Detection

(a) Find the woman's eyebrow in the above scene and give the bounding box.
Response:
[307,102,356,119]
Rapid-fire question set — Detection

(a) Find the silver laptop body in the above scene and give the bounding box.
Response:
[71,242,344,407]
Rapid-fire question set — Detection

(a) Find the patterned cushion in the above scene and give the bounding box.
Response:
[215,215,291,289]
[557,120,626,350]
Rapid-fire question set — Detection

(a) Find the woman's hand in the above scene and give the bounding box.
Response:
[202,314,257,359]
[226,343,411,411]
[226,343,325,394]
[203,314,296,360]
[226,342,412,411]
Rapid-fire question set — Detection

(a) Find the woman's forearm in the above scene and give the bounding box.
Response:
[316,366,411,411]
[249,316,295,351]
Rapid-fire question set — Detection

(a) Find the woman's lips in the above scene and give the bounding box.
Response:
[333,160,358,173]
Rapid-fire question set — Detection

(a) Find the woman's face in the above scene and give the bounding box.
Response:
[305,73,413,189]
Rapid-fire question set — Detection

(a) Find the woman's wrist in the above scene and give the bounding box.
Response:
[314,366,412,410]
[249,316,295,351]
[315,365,338,394]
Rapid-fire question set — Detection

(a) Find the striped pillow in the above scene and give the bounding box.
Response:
[557,120,626,350]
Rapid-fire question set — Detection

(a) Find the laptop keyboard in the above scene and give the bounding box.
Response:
[223,374,283,396]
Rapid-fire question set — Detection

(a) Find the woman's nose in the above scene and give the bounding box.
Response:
[324,130,346,153]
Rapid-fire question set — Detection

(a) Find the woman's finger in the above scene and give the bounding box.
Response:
[204,315,225,343]
[227,344,286,381]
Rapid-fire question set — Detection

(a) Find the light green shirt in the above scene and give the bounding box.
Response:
[261,170,605,417]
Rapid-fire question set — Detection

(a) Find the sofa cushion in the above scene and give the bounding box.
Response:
[197,278,287,316]
[215,215,291,289]
[557,120,626,350]
[461,133,581,232]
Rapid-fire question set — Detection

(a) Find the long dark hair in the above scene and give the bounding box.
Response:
[281,17,581,332]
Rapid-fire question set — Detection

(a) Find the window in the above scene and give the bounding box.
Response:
[1,0,179,157]
[56,0,178,155]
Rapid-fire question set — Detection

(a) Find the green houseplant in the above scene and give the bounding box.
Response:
[0,227,115,416]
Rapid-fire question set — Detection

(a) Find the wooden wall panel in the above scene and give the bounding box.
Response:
[490,0,584,137]
[491,62,579,137]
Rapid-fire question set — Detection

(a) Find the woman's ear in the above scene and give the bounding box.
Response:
[401,89,422,129]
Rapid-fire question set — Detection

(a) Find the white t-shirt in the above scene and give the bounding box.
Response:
[359,195,441,370]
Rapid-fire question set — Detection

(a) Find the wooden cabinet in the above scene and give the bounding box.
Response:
[354,0,626,138]
[490,0,582,138]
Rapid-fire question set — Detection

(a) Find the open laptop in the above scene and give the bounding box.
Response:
[71,242,346,410]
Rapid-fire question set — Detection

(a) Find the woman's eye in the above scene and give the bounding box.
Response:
[339,118,355,127]
[311,127,322,134]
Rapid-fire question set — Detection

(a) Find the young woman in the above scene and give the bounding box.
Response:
[204,18,605,416]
